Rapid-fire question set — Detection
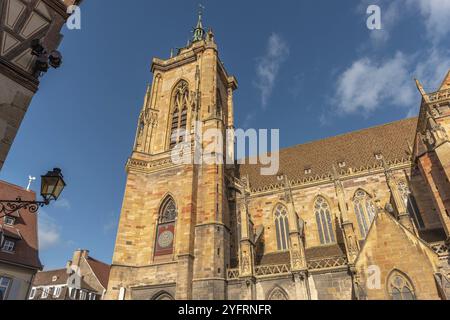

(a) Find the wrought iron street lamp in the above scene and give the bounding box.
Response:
[0,168,66,215]
[31,39,63,77]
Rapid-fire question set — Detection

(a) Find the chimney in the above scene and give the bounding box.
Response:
[71,249,89,268]
[66,260,72,274]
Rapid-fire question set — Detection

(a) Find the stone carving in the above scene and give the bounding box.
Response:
[255,264,290,277]
[160,199,177,223]
[307,256,348,270]
[241,250,250,275]
[227,268,240,280]
[136,119,145,147]
[291,250,303,269]
[291,244,304,270]
[175,80,189,96]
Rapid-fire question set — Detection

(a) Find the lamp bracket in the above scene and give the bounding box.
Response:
[0,197,48,215]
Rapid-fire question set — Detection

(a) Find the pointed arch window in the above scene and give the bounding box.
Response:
[154,197,177,257]
[274,204,290,251]
[267,287,289,300]
[169,81,189,149]
[152,291,174,300]
[179,107,188,143]
[387,271,416,300]
[216,89,223,118]
[353,190,376,238]
[314,197,335,245]
[169,108,179,149]
[398,182,425,230]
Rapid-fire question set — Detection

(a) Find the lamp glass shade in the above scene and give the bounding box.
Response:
[40,168,66,202]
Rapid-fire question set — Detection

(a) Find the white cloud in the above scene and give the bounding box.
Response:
[324,1,450,122]
[414,47,450,91]
[38,211,62,250]
[367,1,403,45]
[414,0,450,44]
[53,197,71,210]
[254,33,289,108]
[331,48,450,118]
[362,0,450,45]
[333,52,415,115]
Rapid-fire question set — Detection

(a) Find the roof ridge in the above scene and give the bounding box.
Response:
[354,211,438,266]
[280,117,418,153]
[0,180,36,194]
[39,268,67,273]
[438,69,450,90]
[238,117,417,163]
[87,256,110,266]
[239,117,417,191]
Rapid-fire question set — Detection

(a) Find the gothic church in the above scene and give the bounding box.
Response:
[105,13,450,300]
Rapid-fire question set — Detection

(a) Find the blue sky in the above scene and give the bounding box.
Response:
[1,0,449,269]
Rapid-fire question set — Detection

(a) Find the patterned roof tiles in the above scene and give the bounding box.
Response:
[238,117,418,191]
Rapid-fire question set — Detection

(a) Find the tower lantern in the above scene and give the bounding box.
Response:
[192,4,206,42]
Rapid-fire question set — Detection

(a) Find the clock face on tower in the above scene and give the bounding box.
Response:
[155,223,175,256]
[158,230,174,248]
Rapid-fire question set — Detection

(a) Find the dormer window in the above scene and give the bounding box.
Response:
[4,216,15,226]
[54,286,62,298]
[52,276,58,282]
[41,287,50,299]
[375,153,383,160]
[2,239,15,253]
[29,288,36,300]
[304,168,312,175]
[338,161,346,168]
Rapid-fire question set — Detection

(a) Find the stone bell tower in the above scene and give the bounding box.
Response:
[106,8,238,300]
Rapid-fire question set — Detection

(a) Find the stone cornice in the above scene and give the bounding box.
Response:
[151,54,197,73]
[126,156,185,175]
[0,59,39,93]
[308,265,348,275]
[247,159,412,197]
[130,281,177,291]
[151,43,207,73]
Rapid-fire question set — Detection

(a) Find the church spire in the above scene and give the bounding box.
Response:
[192,4,205,42]
[438,69,450,91]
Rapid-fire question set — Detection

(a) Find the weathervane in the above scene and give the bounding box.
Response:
[26,176,36,191]
[198,3,205,15]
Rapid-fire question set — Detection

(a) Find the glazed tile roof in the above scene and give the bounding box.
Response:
[305,244,346,260]
[257,251,290,266]
[238,118,417,191]
[0,180,42,270]
[418,228,447,243]
[255,244,347,266]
